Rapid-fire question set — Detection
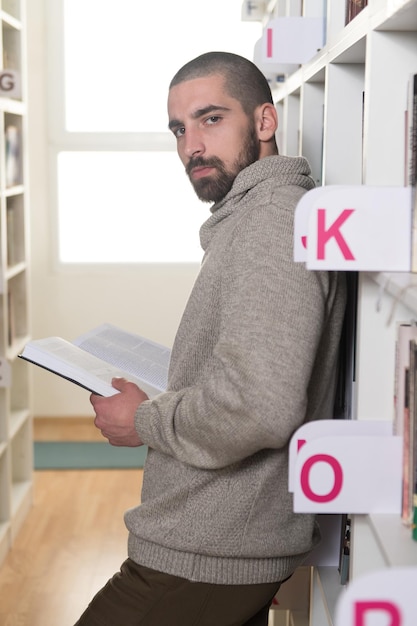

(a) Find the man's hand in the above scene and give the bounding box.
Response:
[90,377,149,447]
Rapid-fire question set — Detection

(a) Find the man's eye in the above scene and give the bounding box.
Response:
[206,116,221,125]
[174,127,185,138]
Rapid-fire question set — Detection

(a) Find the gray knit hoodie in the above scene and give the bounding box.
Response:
[126,155,347,585]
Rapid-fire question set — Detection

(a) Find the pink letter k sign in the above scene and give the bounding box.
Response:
[317,208,355,261]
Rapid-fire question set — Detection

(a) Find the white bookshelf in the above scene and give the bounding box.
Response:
[0,0,32,567]
[250,0,417,623]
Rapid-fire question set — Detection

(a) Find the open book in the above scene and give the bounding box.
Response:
[19,323,171,397]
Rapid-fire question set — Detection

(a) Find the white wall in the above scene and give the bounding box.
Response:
[26,0,200,417]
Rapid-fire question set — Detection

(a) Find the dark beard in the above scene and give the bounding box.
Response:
[186,127,260,203]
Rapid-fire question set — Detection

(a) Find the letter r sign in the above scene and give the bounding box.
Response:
[355,601,401,626]
[335,567,417,626]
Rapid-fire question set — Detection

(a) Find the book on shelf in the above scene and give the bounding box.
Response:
[395,324,417,527]
[19,323,171,398]
[394,324,417,525]
[7,290,15,347]
[409,339,417,535]
[394,323,417,438]
[5,124,20,188]
[6,203,16,266]
[408,74,417,272]
[333,273,358,421]
[345,0,368,24]
[338,515,351,585]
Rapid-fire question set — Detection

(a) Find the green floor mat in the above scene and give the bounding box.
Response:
[34,442,148,469]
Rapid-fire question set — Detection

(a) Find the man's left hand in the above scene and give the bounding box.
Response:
[90,377,149,447]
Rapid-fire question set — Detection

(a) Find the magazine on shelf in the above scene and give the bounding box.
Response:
[19,323,171,398]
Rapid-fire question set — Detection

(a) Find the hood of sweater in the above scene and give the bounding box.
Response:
[199,154,315,252]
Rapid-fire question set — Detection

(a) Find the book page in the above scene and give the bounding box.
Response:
[73,324,170,393]
[20,337,136,397]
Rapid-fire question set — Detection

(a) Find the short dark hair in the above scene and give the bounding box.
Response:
[169,51,273,116]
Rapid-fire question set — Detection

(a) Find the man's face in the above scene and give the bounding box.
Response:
[168,74,260,203]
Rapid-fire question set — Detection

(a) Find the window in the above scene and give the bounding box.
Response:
[57,151,204,263]
[48,0,261,263]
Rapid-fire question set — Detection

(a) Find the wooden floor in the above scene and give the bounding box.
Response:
[0,416,143,626]
[33,416,103,442]
[0,419,302,626]
[0,468,143,626]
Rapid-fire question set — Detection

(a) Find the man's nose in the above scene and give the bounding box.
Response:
[184,129,205,158]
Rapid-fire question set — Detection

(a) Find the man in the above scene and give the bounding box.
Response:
[75,52,346,625]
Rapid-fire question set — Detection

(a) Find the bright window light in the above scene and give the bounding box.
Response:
[57,151,206,263]
[63,0,262,132]
[56,0,261,262]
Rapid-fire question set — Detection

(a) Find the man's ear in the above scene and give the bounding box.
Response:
[255,103,278,142]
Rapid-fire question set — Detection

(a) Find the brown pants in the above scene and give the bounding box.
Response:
[74,558,282,626]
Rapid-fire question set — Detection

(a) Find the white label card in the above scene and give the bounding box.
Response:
[294,186,412,271]
[289,420,401,514]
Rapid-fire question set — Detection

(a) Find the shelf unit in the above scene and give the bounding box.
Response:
[0,0,32,567]
[253,0,417,624]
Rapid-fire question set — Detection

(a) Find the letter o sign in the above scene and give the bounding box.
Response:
[300,453,343,502]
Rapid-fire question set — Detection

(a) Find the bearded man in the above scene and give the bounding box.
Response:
[75,52,347,626]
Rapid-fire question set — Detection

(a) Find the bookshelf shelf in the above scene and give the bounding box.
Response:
[369,272,417,317]
[9,407,30,438]
[11,479,31,513]
[310,567,342,626]
[0,99,24,115]
[1,11,20,30]
[0,0,31,568]
[2,0,21,21]
[257,0,417,623]
[6,262,28,279]
[367,514,417,567]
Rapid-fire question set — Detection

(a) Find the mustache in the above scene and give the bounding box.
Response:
[186,156,224,176]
